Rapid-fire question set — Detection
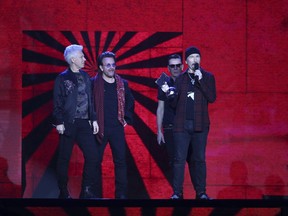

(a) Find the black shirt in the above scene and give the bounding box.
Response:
[186,73,195,120]
[75,72,88,119]
[104,80,121,127]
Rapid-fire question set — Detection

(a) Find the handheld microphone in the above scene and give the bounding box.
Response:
[193,63,199,81]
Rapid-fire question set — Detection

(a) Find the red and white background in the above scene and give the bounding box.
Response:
[0,0,287,215]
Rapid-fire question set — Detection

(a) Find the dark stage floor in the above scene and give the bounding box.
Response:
[1,198,288,216]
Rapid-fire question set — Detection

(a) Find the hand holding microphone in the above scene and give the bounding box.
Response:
[193,63,202,80]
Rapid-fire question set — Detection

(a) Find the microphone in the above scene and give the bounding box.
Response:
[193,63,199,81]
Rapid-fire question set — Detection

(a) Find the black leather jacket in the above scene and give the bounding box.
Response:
[53,68,96,125]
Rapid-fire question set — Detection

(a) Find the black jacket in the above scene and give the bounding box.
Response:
[122,79,135,125]
[53,68,96,125]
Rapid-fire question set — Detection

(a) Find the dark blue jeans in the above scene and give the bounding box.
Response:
[173,125,209,195]
[95,124,127,198]
[56,119,98,190]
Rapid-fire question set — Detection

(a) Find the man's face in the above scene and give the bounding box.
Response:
[100,57,116,78]
[168,58,182,79]
[71,51,86,69]
[186,53,201,70]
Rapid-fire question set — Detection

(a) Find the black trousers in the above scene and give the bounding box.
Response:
[56,119,98,190]
[163,125,174,167]
[95,124,127,198]
[173,124,209,196]
[163,126,174,184]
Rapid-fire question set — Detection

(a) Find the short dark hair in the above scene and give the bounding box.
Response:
[97,51,116,67]
[168,54,182,65]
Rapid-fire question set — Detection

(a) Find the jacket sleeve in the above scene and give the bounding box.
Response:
[197,71,216,103]
[124,80,135,125]
[53,75,64,125]
[89,76,97,121]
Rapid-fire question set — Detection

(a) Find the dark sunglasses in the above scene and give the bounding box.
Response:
[169,64,182,69]
[103,63,116,68]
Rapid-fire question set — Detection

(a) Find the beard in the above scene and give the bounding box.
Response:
[104,70,115,78]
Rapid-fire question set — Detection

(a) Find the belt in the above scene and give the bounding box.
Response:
[163,124,173,129]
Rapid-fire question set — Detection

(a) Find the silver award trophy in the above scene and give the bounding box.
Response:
[155,72,176,98]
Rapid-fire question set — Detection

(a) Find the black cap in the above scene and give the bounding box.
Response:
[185,46,201,60]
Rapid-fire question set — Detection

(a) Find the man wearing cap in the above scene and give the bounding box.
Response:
[161,46,216,200]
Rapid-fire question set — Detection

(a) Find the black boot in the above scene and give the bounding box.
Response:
[58,187,72,199]
[79,186,97,199]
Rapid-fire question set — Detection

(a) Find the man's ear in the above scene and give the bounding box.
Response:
[99,65,103,71]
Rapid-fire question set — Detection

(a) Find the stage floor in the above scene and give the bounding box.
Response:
[0,198,287,216]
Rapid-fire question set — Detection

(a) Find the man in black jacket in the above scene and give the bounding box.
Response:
[162,46,216,200]
[92,51,134,199]
[53,44,99,199]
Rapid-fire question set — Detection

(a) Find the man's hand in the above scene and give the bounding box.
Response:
[161,82,169,93]
[56,124,65,134]
[157,131,165,145]
[194,69,202,80]
[92,121,99,134]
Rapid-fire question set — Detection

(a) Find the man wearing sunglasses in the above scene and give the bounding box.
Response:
[92,51,135,199]
[156,54,183,181]
[161,46,216,200]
